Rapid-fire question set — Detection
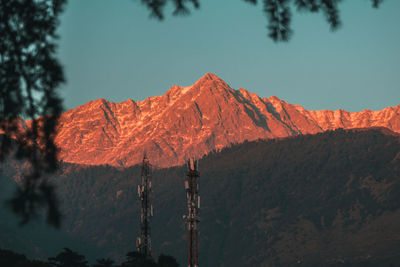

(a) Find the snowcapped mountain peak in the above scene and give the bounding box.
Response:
[55,74,400,168]
[199,72,223,82]
[192,72,231,91]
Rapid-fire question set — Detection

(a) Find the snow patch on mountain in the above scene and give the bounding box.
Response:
[55,73,400,168]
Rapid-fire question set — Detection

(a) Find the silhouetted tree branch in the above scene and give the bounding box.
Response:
[139,0,385,42]
[0,0,66,227]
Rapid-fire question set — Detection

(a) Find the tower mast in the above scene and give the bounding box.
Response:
[184,158,200,267]
[136,155,153,258]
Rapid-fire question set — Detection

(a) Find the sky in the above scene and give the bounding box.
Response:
[57,0,400,112]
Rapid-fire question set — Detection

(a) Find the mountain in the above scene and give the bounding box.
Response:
[46,128,400,266]
[55,73,400,168]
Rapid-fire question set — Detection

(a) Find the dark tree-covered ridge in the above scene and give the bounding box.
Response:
[1,128,399,265]
[32,128,399,266]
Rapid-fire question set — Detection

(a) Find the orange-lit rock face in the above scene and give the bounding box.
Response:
[55,73,400,168]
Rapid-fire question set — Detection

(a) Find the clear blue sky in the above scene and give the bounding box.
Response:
[57,0,400,112]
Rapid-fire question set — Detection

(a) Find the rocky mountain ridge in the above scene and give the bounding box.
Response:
[55,73,400,167]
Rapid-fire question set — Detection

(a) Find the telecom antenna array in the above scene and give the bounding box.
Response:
[184,158,200,267]
[136,155,153,258]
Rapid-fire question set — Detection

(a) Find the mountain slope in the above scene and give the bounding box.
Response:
[55,73,400,167]
[48,128,400,266]
[0,174,102,263]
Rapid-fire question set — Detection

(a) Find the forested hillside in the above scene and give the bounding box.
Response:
[2,128,400,266]
[47,128,400,266]
[0,174,102,263]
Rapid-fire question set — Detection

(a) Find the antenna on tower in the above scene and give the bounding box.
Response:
[184,158,200,267]
[136,154,153,258]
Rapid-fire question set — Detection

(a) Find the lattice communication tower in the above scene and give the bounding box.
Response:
[183,158,200,267]
[136,155,153,258]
